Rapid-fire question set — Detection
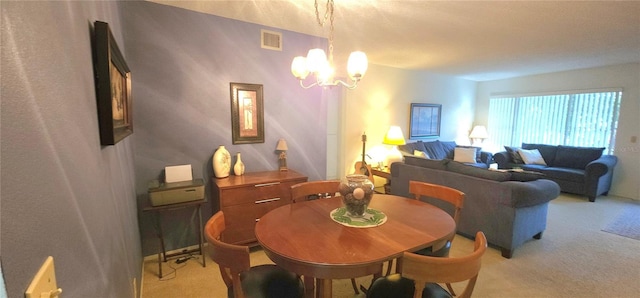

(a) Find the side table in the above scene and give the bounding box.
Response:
[371,167,391,194]
[143,198,207,278]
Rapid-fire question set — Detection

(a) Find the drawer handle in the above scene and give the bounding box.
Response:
[255,198,281,204]
[184,189,196,192]
[254,182,280,187]
[255,218,260,222]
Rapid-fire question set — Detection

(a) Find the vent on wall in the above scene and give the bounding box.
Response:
[261,29,282,51]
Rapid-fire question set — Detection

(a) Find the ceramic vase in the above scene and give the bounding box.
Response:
[213,145,231,178]
[233,152,245,176]
[338,174,375,217]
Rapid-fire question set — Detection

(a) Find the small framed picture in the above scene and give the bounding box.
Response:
[230,82,264,144]
[409,103,441,138]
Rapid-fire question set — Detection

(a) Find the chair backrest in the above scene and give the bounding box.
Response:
[400,231,487,298]
[408,181,465,224]
[204,211,250,298]
[290,180,340,203]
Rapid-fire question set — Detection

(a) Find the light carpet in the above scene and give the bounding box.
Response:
[141,194,640,298]
[602,201,640,240]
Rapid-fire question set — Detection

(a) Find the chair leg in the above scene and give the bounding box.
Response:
[351,278,359,294]
[446,282,456,296]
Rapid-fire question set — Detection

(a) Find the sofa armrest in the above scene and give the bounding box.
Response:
[585,155,618,178]
[480,151,493,167]
[493,151,511,169]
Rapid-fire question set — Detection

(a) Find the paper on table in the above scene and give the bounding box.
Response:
[165,164,193,183]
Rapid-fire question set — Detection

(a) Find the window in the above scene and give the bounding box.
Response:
[488,90,621,154]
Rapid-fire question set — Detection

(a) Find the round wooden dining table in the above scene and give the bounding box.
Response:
[255,194,456,298]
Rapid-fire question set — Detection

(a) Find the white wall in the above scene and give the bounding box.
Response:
[337,64,477,177]
[476,63,640,200]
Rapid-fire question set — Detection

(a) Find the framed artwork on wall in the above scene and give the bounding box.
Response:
[230,82,264,144]
[409,103,441,139]
[93,21,133,146]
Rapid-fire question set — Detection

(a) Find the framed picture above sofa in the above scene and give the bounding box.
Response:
[409,103,441,139]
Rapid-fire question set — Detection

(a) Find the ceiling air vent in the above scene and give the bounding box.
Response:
[261,29,282,51]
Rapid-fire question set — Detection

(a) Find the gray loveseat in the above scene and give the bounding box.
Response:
[390,156,560,258]
[494,143,617,202]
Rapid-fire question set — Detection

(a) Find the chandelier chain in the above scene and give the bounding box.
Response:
[314,0,335,62]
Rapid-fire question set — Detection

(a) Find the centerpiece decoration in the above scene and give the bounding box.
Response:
[338,174,374,217]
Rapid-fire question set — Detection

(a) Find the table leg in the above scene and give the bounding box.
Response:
[316,279,332,298]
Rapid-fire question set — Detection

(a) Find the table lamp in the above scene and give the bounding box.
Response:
[383,126,406,167]
[469,125,489,146]
[276,139,288,171]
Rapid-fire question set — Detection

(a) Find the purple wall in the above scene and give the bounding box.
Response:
[120,2,329,255]
[1,1,140,297]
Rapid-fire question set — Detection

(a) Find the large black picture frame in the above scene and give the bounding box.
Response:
[93,21,132,146]
[409,103,441,139]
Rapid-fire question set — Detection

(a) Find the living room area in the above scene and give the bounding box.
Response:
[2,1,639,297]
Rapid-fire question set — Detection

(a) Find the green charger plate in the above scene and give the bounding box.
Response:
[330,207,387,228]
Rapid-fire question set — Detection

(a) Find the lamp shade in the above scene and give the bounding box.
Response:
[469,125,489,139]
[291,56,309,79]
[382,126,406,146]
[276,139,288,151]
[347,51,368,80]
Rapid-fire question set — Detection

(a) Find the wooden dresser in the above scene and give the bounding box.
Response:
[211,170,308,245]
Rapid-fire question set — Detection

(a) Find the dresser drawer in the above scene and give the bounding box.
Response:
[222,198,289,244]
[220,181,297,207]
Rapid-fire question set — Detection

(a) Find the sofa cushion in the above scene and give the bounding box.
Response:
[554,145,604,169]
[517,149,547,165]
[404,155,449,170]
[522,143,558,165]
[504,146,524,164]
[453,147,477,163]
[423,141,449,160]
[447,161,511,181]
[533,166,585,183]
[509,171,545,182]
[440,141,457,159]
[398,141,426,155]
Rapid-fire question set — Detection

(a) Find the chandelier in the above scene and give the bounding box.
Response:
[291,0,368,89]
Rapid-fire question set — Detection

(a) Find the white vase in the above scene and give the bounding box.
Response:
[213,145,231,178]
[233,152,245,176]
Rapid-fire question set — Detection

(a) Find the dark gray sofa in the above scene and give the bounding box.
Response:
[494,143,617,202]
[398,140,493,168]
[390,156,560,258]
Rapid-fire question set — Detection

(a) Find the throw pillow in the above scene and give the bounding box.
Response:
[453,147,477,163]
[413,150,430,159]
[517,149,547,165]
[457,145,482,162]
[504,146,524,164]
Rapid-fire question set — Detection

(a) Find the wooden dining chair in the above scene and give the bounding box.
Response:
[409,180,465,256]
[367,231,488,298]
[378,181,465,295]
[290,180,340,203]
[289,180,360,294]
[204,211,304,298]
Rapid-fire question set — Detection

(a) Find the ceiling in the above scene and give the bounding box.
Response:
[149,1,640,81]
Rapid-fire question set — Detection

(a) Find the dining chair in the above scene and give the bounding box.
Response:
[289,180,361,294]
[290,180,340,203]
[204,211,304,298]
[377,181,465,295]
[409,180,465,256]
[367,231,487,298]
